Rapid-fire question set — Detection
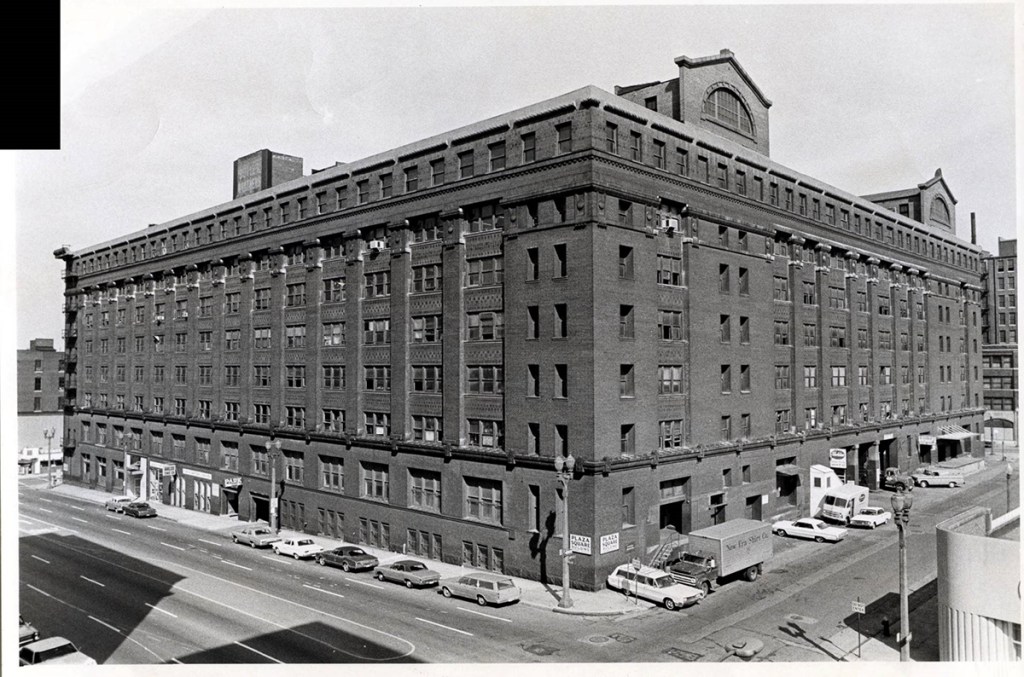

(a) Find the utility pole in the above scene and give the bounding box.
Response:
[891,488,914,662]
[554,453,576,609]
[266,439,281,531]
[44,427,56,487]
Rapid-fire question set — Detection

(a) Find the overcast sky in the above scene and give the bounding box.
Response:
[12,3,1019,351]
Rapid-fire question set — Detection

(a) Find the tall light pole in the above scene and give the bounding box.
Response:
[1007,463,1014,515]
[44,427,56,488]
[554,453,576,609]
[890,488,915,662]
[265,440,281,532]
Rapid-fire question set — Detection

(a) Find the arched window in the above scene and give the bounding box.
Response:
[930,196,951,227]
[703,88,753,135]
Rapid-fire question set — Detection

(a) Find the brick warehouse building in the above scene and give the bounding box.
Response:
[981,238,1017,445]
[54,50,987,589]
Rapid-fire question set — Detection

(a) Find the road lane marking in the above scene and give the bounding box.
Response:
[89,615,166,662]
[147,525,167,531]
[171,658,183,664]
[234,641,284,664]
[71,505,86,511]
[161,542,186,551]
[105,514,122,519]
[457,606,513,623]
[112,528,131,535]
[38,498,53,503]
[415,617,474,636]
[16,515,77,534]
[198,538,222,547]
[80,576,106,587]
[222,560,252,571]
[71,517,89,523]
[345,576,385,590]
[145,603,178,618]
[38,508,54,513]
[90,615,120,632]
[303,584,344,599]
[262,555,278,561]
[26,584,51,597]
[31,555,50,564]
[28,535,417,661]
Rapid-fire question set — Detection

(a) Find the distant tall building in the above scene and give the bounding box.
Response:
[233,149,304,200]
[17,338,64,414]
[981,238,1017,444]
[55,50,987,589]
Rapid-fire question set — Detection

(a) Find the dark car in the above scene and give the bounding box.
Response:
[123,501,157,518]
[315,545,379,572]
[373,559,441,588]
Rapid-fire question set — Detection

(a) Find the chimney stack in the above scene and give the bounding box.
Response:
[970,212,977,245]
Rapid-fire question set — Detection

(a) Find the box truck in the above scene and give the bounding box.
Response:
[663,519,773,596]
[819,484,869,523]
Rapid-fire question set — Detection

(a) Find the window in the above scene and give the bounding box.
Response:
[320,456,343,492]
[521,132,536,162]
[412,264,441,293]
[621,487,636,526]
[739,364,750,392]
[465,202,504,233]
[775,365,791,389]
[659,310,683,340]
[739,267,749,295]
[458,150,474,179]
[322,277,345,303]
[878,330,892,351]
[286,365,306,388]
[224,329,240,351]
[430,158,445,186]
[629,131,642,162]
[363,366,391,391]
[620,364,635,398]
[223,365,239,387]
[556,122,572,153]
[357,179,370,204]
[774,320,790,346]
[322,322,345,347]
[829,326,847,348]
[220,442,239,471]
[720,314,731,343]
[322,408,345,433]
[775,409,791,433]
[285,283,306,307]
[364,412,391,437]
[224,292,240,314]
[676,147,689,175]
[605,122,618,153]
[467,419,503,448]
[719,264,730,293]
[464,477,503,525]
[526,247,539,280]
[618,304,635,339]
[703,88,753,134]
[411,416,442,442]
[831,365,847,387]
[553,304,568,338]
[467,311,503,341]
[773,276,790,301]
[657,255,683,286]
[466,257,503,287]
[404,166,419,192]
[552,243,567,278]
[252,327,272,350]
[364,318,391,345]
[659,365,683,394]
[285,407,307,430]
[879,365,892,385]
[619,246,634,279]
[803,366,818,388]
[363,271,390,298]
[411,315,441,343]
[660,420,684,450]
[467,365,503,394]
[411,365,441,392]
[653,140,666,169]
[803,323,819,347]
[285,325,306,349]
[620,424,635,455]
[409,469,441,511]
[488,141,506,171]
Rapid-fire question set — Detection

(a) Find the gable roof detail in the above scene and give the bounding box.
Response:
[675,49,773,108]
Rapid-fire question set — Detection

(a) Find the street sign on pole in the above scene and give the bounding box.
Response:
[853,597,865,658]
[851,600,866,614]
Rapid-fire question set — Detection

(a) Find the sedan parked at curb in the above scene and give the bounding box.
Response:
[373,559,441,588]
[231,525,281,548]
[772,517,847,543]
[19,616,39,646]
[848,507,892,529]
[19,637,96,666]
[123,502,157,518]
[272,537,324,560]
[104,496,135,513]
[315,545,379,572]
[440,572,521,607]
[606,564,704,610]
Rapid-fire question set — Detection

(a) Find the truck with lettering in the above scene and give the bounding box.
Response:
[663,519,773,596]
[819,483,869,524]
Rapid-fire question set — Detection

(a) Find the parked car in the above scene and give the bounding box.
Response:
[231,525,280,548]
[912,467,965,488]
[848,506,892,529]
[19,615,39,646]
[440,572,521,607]
[104,496,135,513]
[607,564,704,610]
[19,637,96,666]
[315,545,379,571]
[272,537,324,560]
[373,559,441,588]
[123,502,157,518]
[772,517,847,543]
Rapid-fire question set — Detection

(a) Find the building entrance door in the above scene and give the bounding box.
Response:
[659,500,690,535]
[251,495,270,523]
[745,495,762,520]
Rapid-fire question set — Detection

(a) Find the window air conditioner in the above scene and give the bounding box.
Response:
[368,239,386,252]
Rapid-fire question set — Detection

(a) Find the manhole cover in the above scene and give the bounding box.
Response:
[585,636,612,645]
[664,647,702,661]
[607,633,636,644]
[784,613,818,625]
[521,643,559,656]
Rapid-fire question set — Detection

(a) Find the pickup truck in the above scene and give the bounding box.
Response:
[882,467,914,492]
[912,467,965,488]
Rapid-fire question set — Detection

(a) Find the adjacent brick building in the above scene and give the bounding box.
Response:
[55,50,987,589]
[17,338,65,414]
[981,238,1017,445]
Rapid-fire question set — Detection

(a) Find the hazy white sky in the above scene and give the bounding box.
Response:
[12,3,1019,351]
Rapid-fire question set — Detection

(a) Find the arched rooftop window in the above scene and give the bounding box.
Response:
[930,196,951,227]
[703,87,753,135]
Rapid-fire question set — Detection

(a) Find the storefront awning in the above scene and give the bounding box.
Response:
[938,425,976,441]
[775,464,802,476]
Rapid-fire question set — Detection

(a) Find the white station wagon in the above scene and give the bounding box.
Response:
[606,564,704,610]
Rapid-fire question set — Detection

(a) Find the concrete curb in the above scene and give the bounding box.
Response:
[550,605,638,617]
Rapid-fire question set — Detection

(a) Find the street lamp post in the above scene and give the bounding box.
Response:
[1007,463,1014,515]
[890,488,915,662]
[265,440,281,532]
[44,427,56,488]
[554,453,576,609]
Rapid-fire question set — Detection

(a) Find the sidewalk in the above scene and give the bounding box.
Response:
[41,480,652,617]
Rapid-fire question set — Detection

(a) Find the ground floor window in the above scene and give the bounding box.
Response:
[407,529,442,559]
[461,540,504,573]
[359,517,390,549]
